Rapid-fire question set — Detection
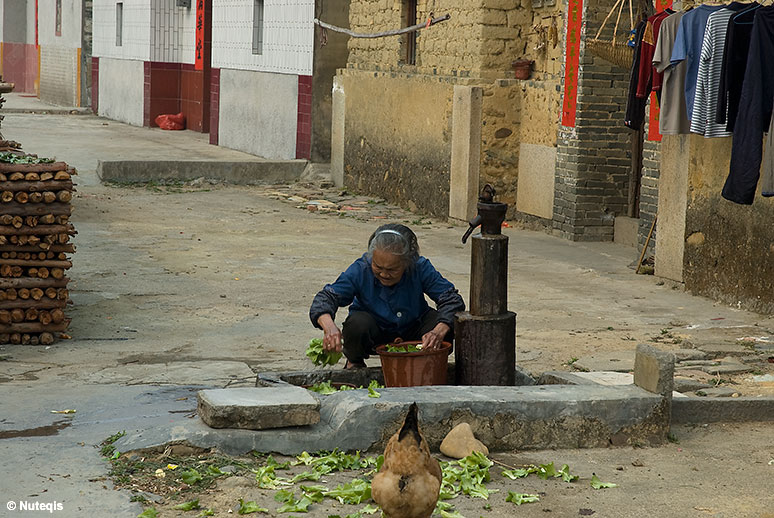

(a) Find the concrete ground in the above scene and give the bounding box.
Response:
[0,104,772,517]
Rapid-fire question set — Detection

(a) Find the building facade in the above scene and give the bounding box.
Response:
[89,0,347,160]
[1,0,40,94]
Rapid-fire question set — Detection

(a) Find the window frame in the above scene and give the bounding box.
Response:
[252,0,264,55]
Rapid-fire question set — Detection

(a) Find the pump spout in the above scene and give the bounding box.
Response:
[461,215,482,244]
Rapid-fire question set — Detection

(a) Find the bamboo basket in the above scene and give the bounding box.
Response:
[586,0,635,69]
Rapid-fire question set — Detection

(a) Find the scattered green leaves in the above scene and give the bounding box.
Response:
[440,452,494,501]
[309,381,340,395]
[323,479,372,504]
[181,469,203,485]
[501,466,536,479]
[0,152,54,164]
[306,338,342,366]
[278,495,314,513]
[137,508,158,518]
[173,499,201,511]
[238,498,268,514]
[505,492,540,505]
[590,474,617,489]
[367,380,381,398]
[199,510,215,517]
[501,462,577,483]
[100,430,126,457]
[557,464,579,483]
[440,510,467,518]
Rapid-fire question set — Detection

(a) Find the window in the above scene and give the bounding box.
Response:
[252,0,264,55]
[116,2,123,46]
[403,0,417,65]
[55,0,62,36]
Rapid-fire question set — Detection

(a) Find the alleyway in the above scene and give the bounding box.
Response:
[0,105,772,517]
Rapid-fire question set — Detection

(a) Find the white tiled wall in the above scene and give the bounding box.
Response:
[150,0,195,63]
[93,0,152,60]
[212,0,314,75]
[39,0,83,48]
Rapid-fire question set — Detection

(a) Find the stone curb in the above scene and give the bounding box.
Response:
[97,159,308,185]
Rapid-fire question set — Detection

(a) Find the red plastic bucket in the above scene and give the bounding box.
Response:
[375,341,452,387]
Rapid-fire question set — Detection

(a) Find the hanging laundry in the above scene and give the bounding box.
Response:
[625,18,650,129]
[636,9,674,100]
[654,11,691,135]
[670,4,725,123]
[722,6,774,205]
[761,113,774,196]
[691,3,749,137]
[717,3,761,130]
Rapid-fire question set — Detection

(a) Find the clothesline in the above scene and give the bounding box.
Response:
[314,14,451,39]
[623,2,774,205]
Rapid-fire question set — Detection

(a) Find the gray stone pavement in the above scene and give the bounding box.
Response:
[0,108,773,517]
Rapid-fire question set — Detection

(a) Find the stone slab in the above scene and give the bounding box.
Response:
[673,348,709,361]
[672,397,774,424]
[197,387,320,430]
[681,326,765,357]
[97,160,308,185]
[694,387,740,398]
[634,344,675,396]
[673,377,713,393]
[699,361,752,375]
[540,370,687,398]
[83,361,257,386]
[574,350,636,373]
[122,385,667,455]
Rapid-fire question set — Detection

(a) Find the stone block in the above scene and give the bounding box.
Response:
[198,387,320,430]
[574,350,636,373]
[634,343,675,396]
[449,85,483,222]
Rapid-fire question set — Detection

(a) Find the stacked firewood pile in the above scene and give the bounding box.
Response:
[0,160,75,345]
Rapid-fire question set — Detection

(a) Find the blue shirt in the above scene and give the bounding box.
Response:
[671,4,724,122]
[315,254,460,336]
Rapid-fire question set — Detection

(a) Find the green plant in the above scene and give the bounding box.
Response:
[385,344,422,353]
[305,338,342,366]
[100,430,127,457]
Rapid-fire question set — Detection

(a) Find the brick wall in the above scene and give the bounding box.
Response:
[638,97,660,256]
[552,1,632,241]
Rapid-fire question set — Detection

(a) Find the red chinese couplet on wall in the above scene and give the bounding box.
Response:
[648,92,663,141]
[647,0,672,141]
[195,0,204,71]
[561,0,583,127]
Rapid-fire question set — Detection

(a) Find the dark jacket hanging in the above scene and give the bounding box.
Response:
[722,6,774,205]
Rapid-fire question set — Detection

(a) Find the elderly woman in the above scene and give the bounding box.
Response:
[310,223,465,369]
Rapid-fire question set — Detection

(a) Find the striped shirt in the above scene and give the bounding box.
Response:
[691,5,747,137]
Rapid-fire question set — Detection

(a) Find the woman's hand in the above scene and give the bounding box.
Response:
[422,322,450,351]
[317,314,342,352]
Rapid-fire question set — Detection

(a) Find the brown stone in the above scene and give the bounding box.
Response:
[440,422,489,459]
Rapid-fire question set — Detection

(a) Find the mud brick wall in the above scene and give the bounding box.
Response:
[343,0,564,218]
[553,1,632,241]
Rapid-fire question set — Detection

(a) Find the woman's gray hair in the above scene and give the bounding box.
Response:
[367,223,420,270]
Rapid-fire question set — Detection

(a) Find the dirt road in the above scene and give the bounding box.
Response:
[0,108,772,517]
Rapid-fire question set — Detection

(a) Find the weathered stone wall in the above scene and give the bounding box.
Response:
[683,137,774,313]
[553,0,632,241]
[340,69,455,218]
[343,0,564,219]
